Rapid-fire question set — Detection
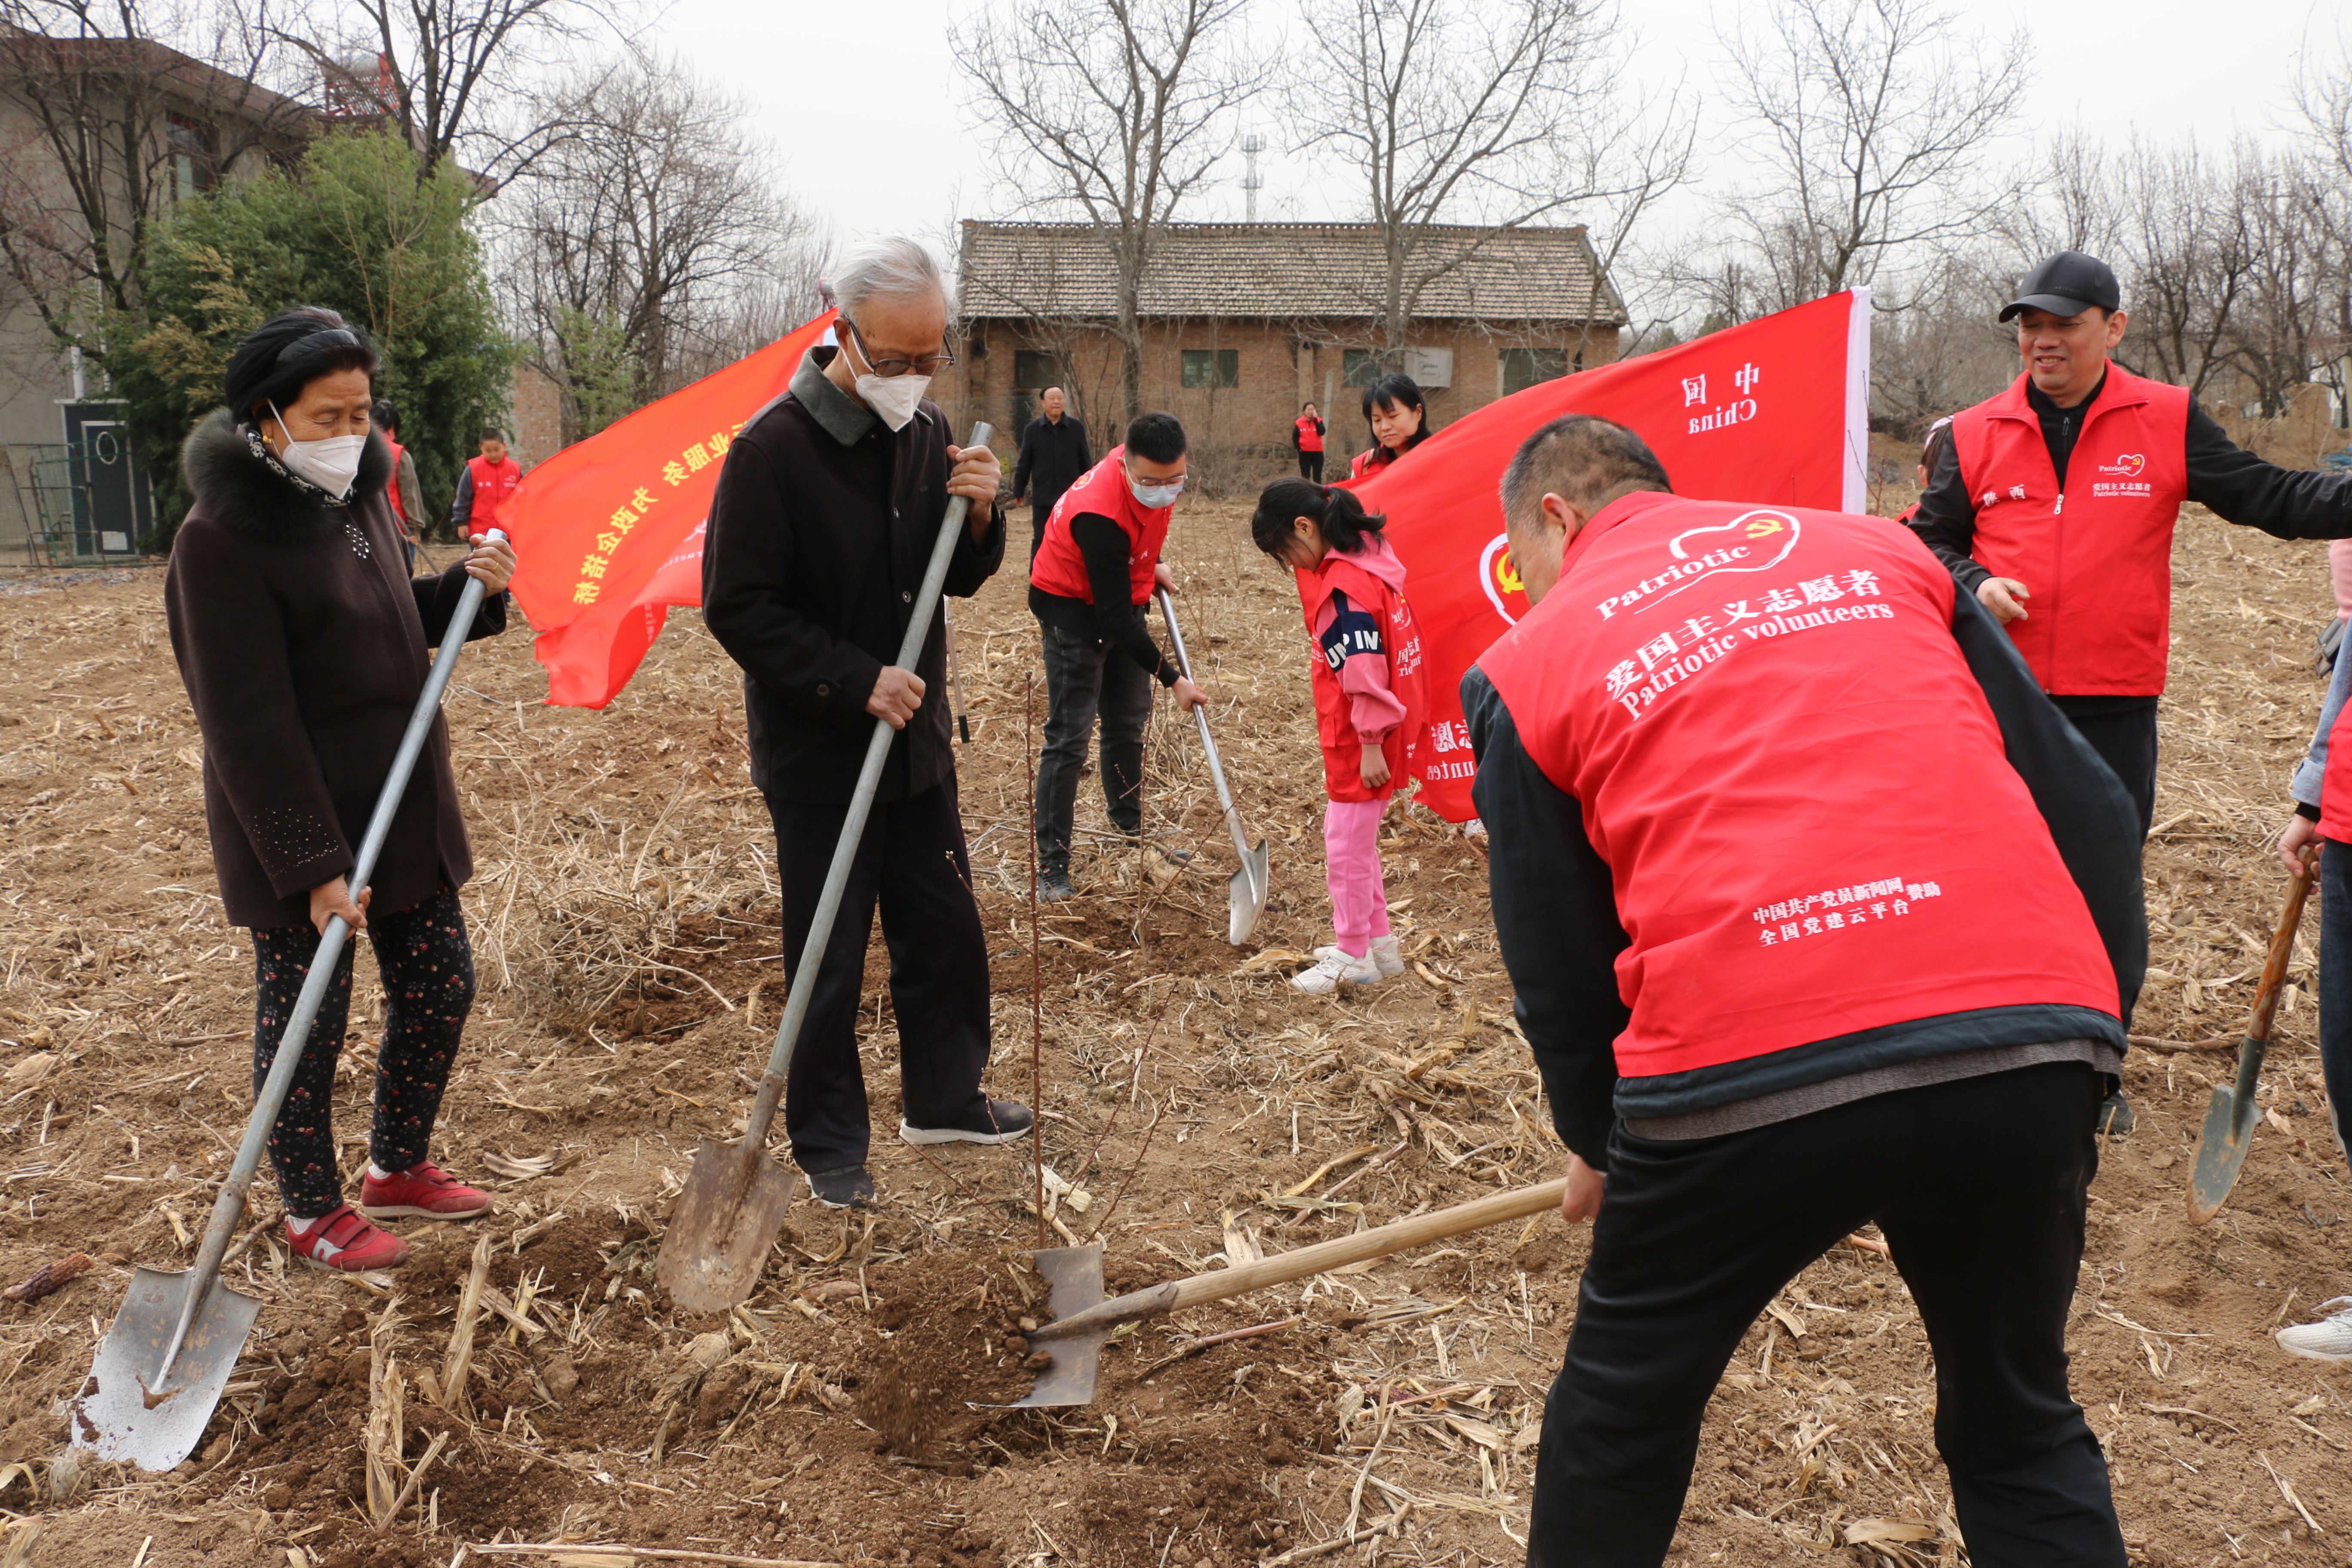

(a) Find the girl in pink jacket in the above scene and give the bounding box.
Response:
[1251,478,1428,993]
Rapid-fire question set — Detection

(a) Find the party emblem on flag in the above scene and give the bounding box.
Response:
[1478,535,1531,625]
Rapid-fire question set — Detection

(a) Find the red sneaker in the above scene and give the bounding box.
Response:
[359,1161,494,1221]
[287,1204,409,1272]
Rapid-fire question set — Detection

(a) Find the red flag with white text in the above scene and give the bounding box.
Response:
[1350,289,1872,821]
[503,311,838,707]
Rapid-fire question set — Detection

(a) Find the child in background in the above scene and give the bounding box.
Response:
[1293,402,1327,482]
[1250,478,1427,994]
[1351,374,1432,478]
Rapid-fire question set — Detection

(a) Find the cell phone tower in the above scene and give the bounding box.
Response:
[1241,133,1266,223]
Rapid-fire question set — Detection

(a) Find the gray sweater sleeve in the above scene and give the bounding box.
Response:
[2292,639,2352,815]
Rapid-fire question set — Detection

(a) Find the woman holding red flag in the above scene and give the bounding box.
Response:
[1350,373,1433,478]
[1291,401,1326,481]
[1250,477,1425,993]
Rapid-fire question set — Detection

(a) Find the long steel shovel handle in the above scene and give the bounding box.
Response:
[1155,589,1252,867]
[729,426,994,1190]
[151,530,508,1391]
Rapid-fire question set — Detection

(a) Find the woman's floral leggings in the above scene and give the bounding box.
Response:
[250,888,476,1218]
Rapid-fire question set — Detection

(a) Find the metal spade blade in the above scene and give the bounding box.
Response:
[655,1137,801,1315]
[74,1267,262,1472]
[1156,589,1271,945]
[2187,846,2314,1223]
[1007,1246,1108,1408]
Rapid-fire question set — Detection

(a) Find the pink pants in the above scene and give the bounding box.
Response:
[1323,797,1393,955]
[2332,539,2352,619]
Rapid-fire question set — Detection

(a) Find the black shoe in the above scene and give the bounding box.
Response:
[899,1099,1035,1146]
[807,1164,876,1209]
[1039,870,1076,903]
[2096,1091,2135,1138]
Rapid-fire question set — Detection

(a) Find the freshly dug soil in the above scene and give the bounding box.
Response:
[0,499,2346,1566]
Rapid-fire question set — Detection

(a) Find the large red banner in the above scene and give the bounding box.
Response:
[504,311,838,708]
[1350,289,1872,821]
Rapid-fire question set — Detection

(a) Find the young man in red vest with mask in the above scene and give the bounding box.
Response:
[1909,251,2352,1136]
[450,426,523,536]
[1028,412,1210,901]
[1470,415,2146,1568]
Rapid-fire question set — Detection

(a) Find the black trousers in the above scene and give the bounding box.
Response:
[2314,839,2352,1175]
[2059,702,2158,840]
[1527,1062,2124,1568]
[762,780,992,1173]
[1034,619,1153,878]
[251,888,476,1217]
[1298,450,1324,482]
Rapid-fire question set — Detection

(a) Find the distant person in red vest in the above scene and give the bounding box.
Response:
[371,398,425,569]
[450,426,522,536]
[1473,413,2144,1568]
[1350,373,1432,478]
[1908,249,2352,1135]
[1291,401,1326,481]
[1250,478,1425,992]
[1028,412,1210,901]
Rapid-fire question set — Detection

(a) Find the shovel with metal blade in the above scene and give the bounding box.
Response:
[1011,1176,1567,1406]
[1155,588,1269,945]
[657,423,995,1315]
[2187,843,2316,1223]
[74,530,509,1472]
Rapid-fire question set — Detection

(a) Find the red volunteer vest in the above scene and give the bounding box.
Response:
[1029,446,1172,605]
[2321,704,2352,842]
[1951,367,2191,695]
[1476,493,2119,1082]
[1298,550,1428,802]
[383,437,409,525]
[1295,416,1324,453]
[466,454,523,531]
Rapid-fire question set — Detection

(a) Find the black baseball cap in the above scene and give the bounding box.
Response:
[1998,251,2122,322]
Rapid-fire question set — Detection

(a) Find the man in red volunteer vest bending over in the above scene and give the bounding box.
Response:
[450,426,523,535]
[1469,415,2146,1568]
[1029,412,1209,901]
[1910,250,2352,1136]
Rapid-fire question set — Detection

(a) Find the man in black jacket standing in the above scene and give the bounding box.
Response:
[1012,385,1092,559]
[702,237,1031,1211]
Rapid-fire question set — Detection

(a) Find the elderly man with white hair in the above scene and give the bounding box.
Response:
[702,237,1030,1211]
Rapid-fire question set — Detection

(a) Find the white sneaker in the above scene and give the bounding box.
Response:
[1292,946,1381,995]
[2277,1296,2352,1360]
[1368,935,1406,978]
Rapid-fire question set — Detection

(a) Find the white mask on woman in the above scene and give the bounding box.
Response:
[267,401,367,499]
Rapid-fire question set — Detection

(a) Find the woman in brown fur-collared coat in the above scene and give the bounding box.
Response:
[165,306,515,1272]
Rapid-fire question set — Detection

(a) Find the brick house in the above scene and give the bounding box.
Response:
[949,220,1624,485]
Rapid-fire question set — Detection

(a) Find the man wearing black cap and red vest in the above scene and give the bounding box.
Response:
[1469,414,2146,1568]
[1910,250,2352,1134]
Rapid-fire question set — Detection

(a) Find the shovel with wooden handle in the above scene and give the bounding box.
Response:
[2187,843,2316,1223]
[73,531,508,1473]
[656,423,994,1315]
[1010,1176,1568,1407]
[1156,588,1269,945]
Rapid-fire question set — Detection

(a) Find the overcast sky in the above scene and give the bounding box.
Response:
[654,0,2340,272]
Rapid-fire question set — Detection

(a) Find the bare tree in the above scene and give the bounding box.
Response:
[279,0,599,184]
[1712,0,2028,310]
[954,0,1268,425]
[1292,0,1678,362]
[2110,136,2256,398]
[0,0,311,374]
[494,58,825,439]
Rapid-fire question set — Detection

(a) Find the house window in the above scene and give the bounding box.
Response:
[1342,349,1384,387]
[1011,349,1065,430]
[1181,349,1239,389]
[1502,348,1568,396]
[167,116,214,200]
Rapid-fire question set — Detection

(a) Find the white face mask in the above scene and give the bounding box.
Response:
[1128,474,1185,510]
[268,402,367,499]
[855,371,931,432]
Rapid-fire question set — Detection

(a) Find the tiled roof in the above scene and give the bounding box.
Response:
[959,221,1624,326]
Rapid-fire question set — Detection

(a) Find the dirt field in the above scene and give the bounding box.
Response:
[0,497,2347,1568]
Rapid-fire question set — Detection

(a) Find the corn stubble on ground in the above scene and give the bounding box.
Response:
[0,501,2347,1566]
